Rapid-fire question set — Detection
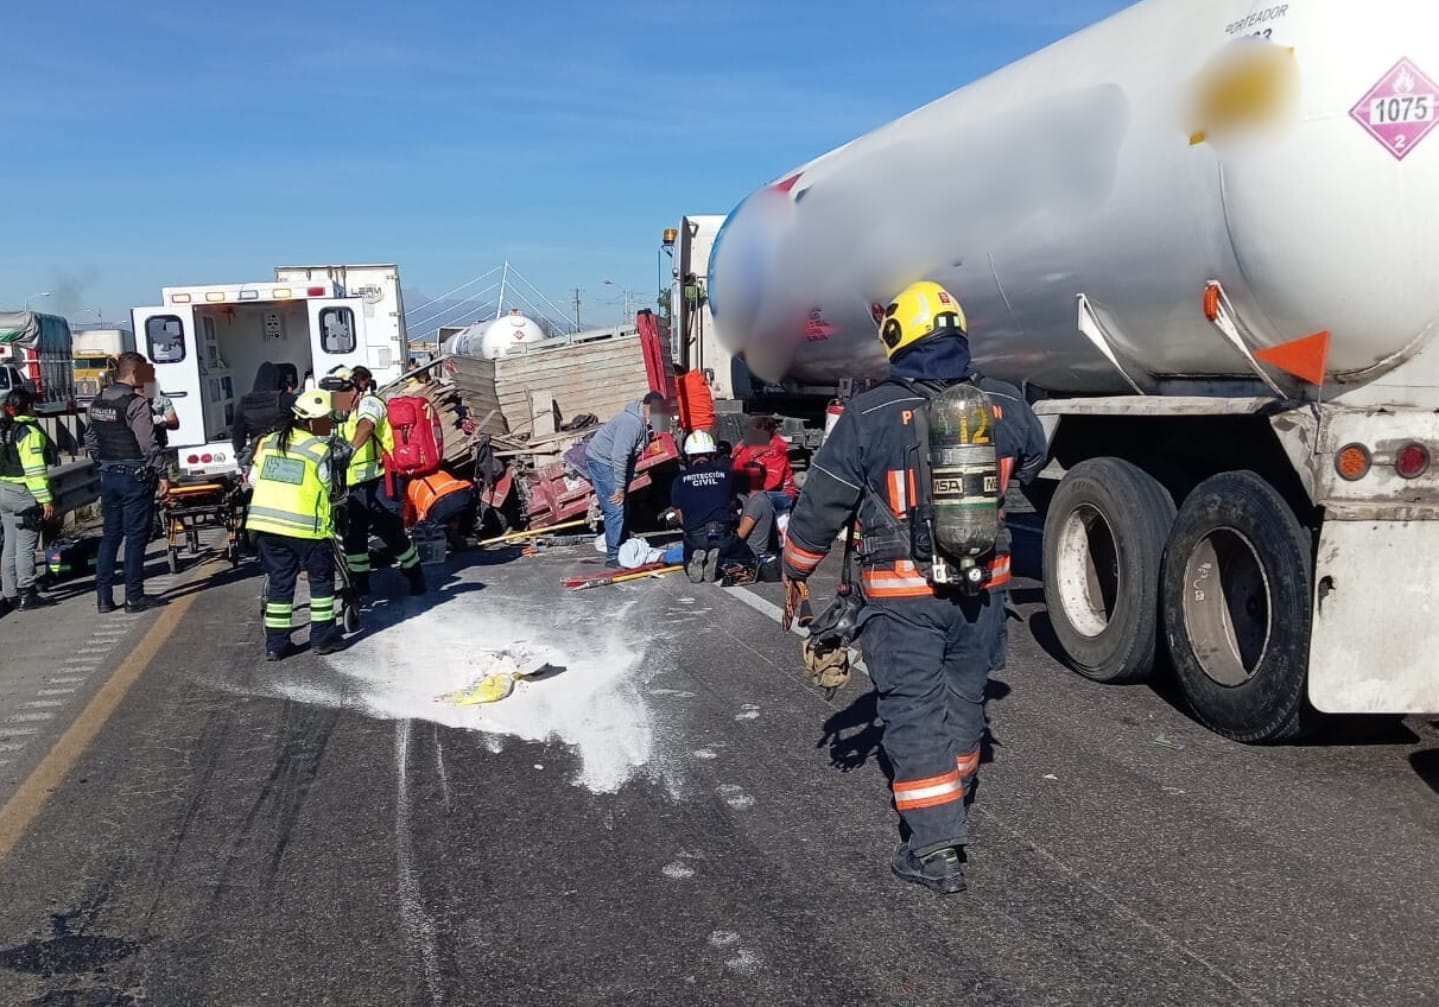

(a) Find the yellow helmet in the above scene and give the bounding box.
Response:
[292,390,334,421]
[878,281,967,358]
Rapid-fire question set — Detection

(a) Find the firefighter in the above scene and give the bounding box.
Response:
[245,390,345,661]
[0,388,57,612]
[321,365,425,598]
[781,280,1046,895]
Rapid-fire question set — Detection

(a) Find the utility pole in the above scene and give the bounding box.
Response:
[572,288,582,330]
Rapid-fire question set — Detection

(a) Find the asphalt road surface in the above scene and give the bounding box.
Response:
[1,538,1437,1007]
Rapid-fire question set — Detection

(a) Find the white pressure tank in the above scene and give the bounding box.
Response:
[445,310,548,360]
[708,0,1439,404]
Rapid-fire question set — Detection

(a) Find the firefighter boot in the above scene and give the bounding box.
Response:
[407,566,428,597]
[891,843,968,895]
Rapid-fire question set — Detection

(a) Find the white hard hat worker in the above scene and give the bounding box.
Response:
[292,389,334,421]
[684,430,718,457]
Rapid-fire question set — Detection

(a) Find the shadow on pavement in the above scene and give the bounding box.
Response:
[1410,748,1439,796]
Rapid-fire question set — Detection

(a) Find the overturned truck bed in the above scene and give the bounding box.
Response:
[385,315,680,533]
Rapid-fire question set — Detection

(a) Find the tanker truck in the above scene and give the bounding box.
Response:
[709,0,1439,743]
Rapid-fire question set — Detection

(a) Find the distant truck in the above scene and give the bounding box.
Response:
[0,311,76,413]
[132,263,409,479]
[72,327,136,405]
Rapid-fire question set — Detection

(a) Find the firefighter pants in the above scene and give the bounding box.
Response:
[344,478,419,588]
[858,589,1005,855]
[258,533,340,652]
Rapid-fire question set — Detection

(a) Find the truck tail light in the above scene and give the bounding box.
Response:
[1336,443,1371,481]
[186,454,200,465]
[1396,443,1430,479]
[307,286,326,296]
[201,453,213,464]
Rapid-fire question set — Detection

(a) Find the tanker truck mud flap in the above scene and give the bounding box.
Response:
[1308,519,1439,715]
[1041,457,1175,684]
[1160,471,1312,744]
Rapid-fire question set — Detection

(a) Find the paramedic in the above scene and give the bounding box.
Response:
[322,365,426,598]
[245,390,345,661]
[669,430,740,583]
[0,388,57,612]
[405,470,478,539]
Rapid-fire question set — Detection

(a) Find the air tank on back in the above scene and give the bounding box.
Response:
[443,309,547,360]
[927,383,999,585]
[708,0,1439,408]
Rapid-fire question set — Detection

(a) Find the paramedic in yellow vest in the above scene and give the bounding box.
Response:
[245,390,345,661]
[321,365,426,598]
[0,388,58,612]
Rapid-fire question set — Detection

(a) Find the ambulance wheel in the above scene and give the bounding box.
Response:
[1042,458,1175,684]
[1160,471,1310,744]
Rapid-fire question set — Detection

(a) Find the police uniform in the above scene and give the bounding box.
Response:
[0,412,55,606]
[782,281,1046,891]
[340,391,422,594]
[86,381,165,611]
[246,429,343,656]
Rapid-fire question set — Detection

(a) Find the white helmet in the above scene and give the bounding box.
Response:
[684,431,718,457]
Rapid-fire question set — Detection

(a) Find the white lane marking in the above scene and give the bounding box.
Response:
[22,701,65,709]
[394,720,444,1007]
[0,742,26,753]
[7,712,54,723]
[47,676,86,685]
[721,586,870,677]
[0,727,39,738]
[36,688,77,696]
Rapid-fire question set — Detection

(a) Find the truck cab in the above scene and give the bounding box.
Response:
[131,265,408,478]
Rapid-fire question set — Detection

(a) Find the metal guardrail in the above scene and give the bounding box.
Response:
[51,459,99,513]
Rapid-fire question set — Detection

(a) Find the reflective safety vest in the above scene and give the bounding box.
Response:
[339,392,394,486]
[406,470,471,523]
[0,417,55,505]
[245,431,335,540]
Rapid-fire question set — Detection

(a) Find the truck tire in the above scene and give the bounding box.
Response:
[1160,471,1310,744]
[1042,458,1175,684]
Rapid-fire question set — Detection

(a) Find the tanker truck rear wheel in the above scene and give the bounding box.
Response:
[1160,471,1310,744]
[1042,458,1175,684]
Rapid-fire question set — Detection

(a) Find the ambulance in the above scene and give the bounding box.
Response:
[132,264,409,478]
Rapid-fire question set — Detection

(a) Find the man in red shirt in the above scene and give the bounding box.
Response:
[731,415,797,515]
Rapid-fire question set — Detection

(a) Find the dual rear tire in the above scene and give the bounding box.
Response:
[1043,459,1311,743]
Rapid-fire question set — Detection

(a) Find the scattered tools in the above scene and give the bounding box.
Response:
[566,564,683,591]
[478,518,588,547]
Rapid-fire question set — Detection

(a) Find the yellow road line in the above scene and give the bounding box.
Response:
[0,585,203,865]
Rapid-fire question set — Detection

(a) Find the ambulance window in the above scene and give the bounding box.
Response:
[146,315,186,363]
[319,307,356,355]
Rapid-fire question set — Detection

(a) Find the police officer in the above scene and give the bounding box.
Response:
[781,281,1046,895]
[321,365,425,598]
[669,430,742,583]
[245,390,345,661]
[0,388,57,612]
[85,351,169,614]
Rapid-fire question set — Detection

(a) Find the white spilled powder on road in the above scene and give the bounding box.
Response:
[708,931,740,949]
[662,861,697,880]
[691,748,718,760]
[717,784,755,810]
[253,588,667,796]
[725,949,763,975]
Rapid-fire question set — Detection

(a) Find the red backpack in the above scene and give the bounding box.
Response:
[384,395,445,480]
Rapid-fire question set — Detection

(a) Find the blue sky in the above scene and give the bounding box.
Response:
[0,0,1132,335]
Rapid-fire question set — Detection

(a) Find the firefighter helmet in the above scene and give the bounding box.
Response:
[878,281,968,358]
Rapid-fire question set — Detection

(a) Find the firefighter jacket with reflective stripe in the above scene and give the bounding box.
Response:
[340,392,394,486]
[782,376,1046,599]
[245,431,336,540]
[0,418,54,504]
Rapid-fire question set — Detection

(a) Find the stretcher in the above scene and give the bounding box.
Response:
[158,476,247,574]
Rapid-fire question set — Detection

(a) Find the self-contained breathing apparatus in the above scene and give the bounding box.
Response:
[863,378,1001,594]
